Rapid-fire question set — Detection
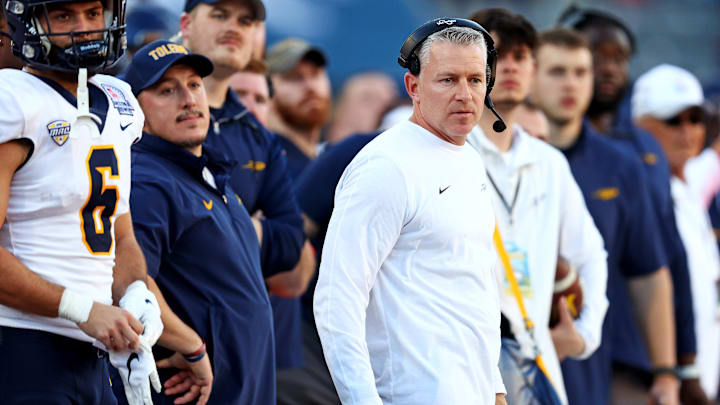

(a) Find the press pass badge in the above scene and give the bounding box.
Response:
[504,241,532,298]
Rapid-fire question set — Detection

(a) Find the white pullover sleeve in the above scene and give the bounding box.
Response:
[685,148,720,208]
[493,361,507,395]
[557,160,609,360]
[314,152,407,405]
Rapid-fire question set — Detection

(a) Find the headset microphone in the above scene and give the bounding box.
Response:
[485,96,507,132]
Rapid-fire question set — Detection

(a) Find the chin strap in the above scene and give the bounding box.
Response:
[72,68,102,139]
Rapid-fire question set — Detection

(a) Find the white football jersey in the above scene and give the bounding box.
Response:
[0,68,144,343]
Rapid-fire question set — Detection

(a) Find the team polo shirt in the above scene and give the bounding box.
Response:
[295,133,378,321]
[203,89,304,275]
[560,121,666,405]
[130,134,275,405]
[611,94,697,362]
[608,117,697,366]
[271,135,313,369]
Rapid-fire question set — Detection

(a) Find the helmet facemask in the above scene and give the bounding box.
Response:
[3,0,127,73]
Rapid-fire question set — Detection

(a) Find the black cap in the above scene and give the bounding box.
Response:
[120,40,214,96]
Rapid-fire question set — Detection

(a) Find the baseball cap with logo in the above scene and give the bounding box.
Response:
[184,0,266,21]
[121,40,214,96]
[632,64,704,120]
[266,38,327,75]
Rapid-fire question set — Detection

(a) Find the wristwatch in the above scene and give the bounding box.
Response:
[652,367,679,379]
[676,364,700,380]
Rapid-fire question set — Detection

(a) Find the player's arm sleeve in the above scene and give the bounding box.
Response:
[557,159,608,360]
[132,102,145,145]
[128,178,175,278]
[619,160,667,277]
[256,131,305,276]
[114,81,144,217]
[0,88,28,146]
[313,153,406,405]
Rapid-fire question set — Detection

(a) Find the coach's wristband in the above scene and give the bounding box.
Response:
[58,289,94,324]
[183,341,206,363]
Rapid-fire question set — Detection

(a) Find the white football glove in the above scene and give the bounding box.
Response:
[110,338,162,405]
[120,280,163,346]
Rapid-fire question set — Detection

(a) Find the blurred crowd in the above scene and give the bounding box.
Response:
[1,0,720,404]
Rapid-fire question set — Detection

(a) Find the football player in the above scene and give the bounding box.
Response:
[0,1,162,404]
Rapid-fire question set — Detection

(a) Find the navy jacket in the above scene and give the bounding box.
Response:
[204,90,304,275]
[560,122,667,405]
[129,134,276,405]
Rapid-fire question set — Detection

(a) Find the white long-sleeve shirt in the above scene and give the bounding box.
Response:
[314,120,505,405]
[685,148,720,208]
[467,125,608,404]
[671,177,720,398]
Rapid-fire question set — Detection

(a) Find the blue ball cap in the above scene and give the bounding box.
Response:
[120,40,214,96]
[184,0,266,21]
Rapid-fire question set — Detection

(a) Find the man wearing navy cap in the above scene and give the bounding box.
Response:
[117,39,277,405]
[179,0,306,286]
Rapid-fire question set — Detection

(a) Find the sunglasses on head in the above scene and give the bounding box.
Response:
[664,109,704,127]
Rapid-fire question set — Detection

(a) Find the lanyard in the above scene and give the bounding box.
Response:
[486,170,522,225]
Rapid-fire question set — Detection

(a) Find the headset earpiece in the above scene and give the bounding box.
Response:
[409,57,420,76]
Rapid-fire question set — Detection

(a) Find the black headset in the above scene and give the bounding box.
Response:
[398,17,506,132]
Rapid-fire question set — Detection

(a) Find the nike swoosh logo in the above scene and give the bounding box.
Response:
[120,122,133,131]
[439,185,451,194]
[126,353,139,379]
